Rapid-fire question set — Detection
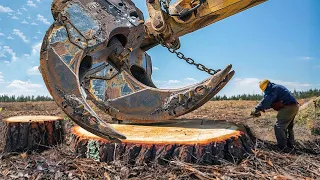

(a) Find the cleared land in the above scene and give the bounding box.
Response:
[0,99,319,179]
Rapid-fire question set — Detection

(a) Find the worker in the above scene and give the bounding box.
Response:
[251,79,299,151]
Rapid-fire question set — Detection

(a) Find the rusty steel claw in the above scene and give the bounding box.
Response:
[40,31,126,141]
[104,64,234,122]
[40,0,266,140]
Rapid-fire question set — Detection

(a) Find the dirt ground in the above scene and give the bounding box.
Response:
[0,99,319,179]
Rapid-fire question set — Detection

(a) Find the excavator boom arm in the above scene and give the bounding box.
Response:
[142,0,267,49]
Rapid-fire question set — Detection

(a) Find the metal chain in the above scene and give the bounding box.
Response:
[156,36,220,75]
[156,0,220,75]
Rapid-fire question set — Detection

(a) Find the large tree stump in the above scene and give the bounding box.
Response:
[3,116,65,153]
[71,120,254,165]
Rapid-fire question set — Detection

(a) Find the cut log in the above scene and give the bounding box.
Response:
[70,120,254,165]
[3,116,65,153]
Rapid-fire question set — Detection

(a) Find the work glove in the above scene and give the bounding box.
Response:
[250,108,261,117]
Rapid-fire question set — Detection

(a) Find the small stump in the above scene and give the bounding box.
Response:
[3,116,65,153]
[71,120,253,165]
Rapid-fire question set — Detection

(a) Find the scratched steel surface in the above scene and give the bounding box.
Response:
[37,0,268,140]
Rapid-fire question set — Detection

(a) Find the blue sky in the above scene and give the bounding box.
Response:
[0,0,319,96]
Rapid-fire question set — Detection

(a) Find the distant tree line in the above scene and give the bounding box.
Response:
[0,89,319,102]
[212,89,320,101]
[0,95,53,102]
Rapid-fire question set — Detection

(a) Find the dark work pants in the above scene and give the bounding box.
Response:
[274,104,299,149]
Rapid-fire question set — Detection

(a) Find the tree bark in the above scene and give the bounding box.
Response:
[70,120,254,165]
[3,116,65,153]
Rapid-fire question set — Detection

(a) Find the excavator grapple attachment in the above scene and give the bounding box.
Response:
[40,0,266,140]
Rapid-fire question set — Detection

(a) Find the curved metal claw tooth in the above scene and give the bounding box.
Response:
[105,64,234,122]
[181,69,235,115]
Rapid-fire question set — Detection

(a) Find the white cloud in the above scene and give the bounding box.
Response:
[4,60,10,64]
[11,16,19,20]
[32,42,42,54]
[31,22,38,26]
[168,80,180,84]
[27,15,31,19]
[37,14,50,25]
[152,66,160,71]
[36,30,41,34]
[224,78,261,96]
[0,32,4,36]
[271,79,313,90]
[7,35,14,40]
[17,10,23,15]
[21,20,29,24]
[22,20,30,25]
[154,78,201,89]
[0,5,13,13]
[26,1,36,7]
[185,77,197,81]
[36,0,41,2]
[13,29,29,43]
[27,66,41,75]
[2,46,17,61]
[21,7,28,11]
[218,78,320,97]
[5,80,45,95]
[33,36,38,39]
[24,54,30,57]
[0,72,4,82]
[0,42,50,96]
[300,56,313,60]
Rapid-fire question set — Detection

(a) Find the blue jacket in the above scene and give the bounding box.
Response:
[255,82,297,111]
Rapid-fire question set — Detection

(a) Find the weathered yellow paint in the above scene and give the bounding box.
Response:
[145,0,267,39]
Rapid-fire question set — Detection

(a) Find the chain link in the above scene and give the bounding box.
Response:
[156,37,220,75]
[156,0,220,75]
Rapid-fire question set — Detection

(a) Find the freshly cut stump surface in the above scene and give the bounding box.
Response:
[3,116,64,153]
[71,120,254,165]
